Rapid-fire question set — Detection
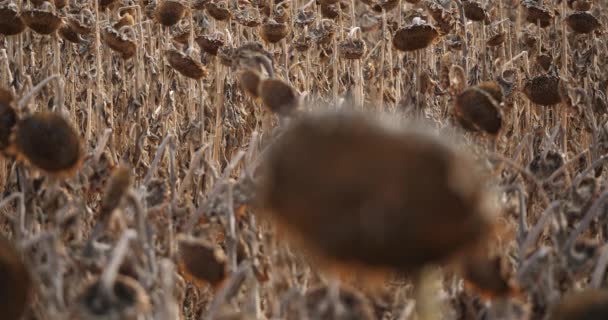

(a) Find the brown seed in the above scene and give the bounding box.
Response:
[260,21,289,43]
[0,3,26,36]
[100,165,132,220]
[455,85,502,135]
[258,78,298,115]
[257,111,492,273]
[524,3,553,28]
[13,112,83,176]
[102,25,137,59]
[568,0,592,11]
[238,69,262,98]
[548,289,608,320]
[195,33,225,55]
[339,38,367,60]
[0,234,31,320]
[21,9,63,35]
[177,236,227,288]
[462,255,517,298]
[566,11,601,34]
[77,275,150,319]
[463,0,488,23]
[286,285,375,320]
[393,24,439,52]
[166,49,207,80]
[206,0,231,21]
[523,74,563,106]
[155,0,187,27]
[0,88,17,154]
[486,31,505,47]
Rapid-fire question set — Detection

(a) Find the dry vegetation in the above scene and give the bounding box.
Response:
[1,0,608,319]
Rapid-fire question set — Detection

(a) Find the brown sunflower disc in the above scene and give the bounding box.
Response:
[547,289,608,320]
[166,49,207,80]
[258,111,492,274]
[568,0,592,11]
[463,0,488,23]
[177,236,227,288]
[455,86,502,135]
[77,275,150,319]
[195,33,225,55]
[462,255,518,299]
[13,112,83,176]
[155,0,187,27]
[99,0,119,10]
[59,23,83,43]
[206,1,231,21]
[486,32,505,47]
[0,89,17,154]
[21,9,63,34]
[238,69,262,98]
[286,285,375,320]
[566,11,601,34]
[523,74,562,106]
[102,25,137,59]
[258,78,298,115]
[339,38,367,60]
[393,24,439,52]
[260,21,289,43]
[524,4,553,28]
[0,4,26,36]
[0,234,31,320]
